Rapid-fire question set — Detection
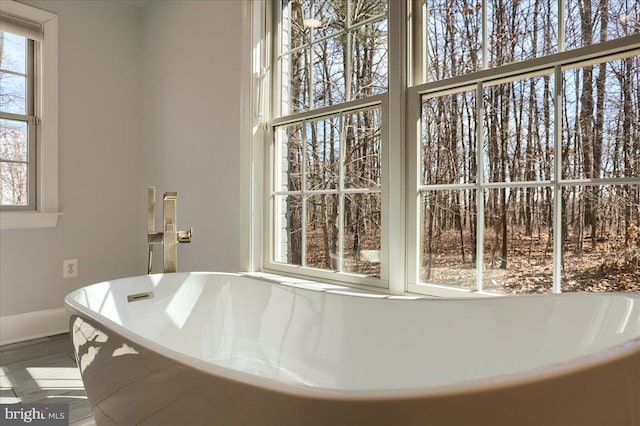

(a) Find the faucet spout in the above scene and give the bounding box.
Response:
[178,228,193,243]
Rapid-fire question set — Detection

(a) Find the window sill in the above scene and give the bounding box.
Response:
[0,211,61,230]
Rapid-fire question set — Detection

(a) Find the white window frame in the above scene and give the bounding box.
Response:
[0,0,59,230]
[259,0,405,292]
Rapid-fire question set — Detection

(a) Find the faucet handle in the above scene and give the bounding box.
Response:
[178,227,192,243]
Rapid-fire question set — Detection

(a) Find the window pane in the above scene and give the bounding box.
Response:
[422,89,477,185]
[344,193,381,277]
[0,72,27,114]
[487,0,558,67]
[275,195,303,265]
[0,161,28,206]
[281,0,310,53]
[351,19,387,99]
[344,107,381,189]
[306,115,340,190]
[281,49,310,114]
[562,55,640,180]
[312,36,346,108]
[420,189,477,288]
[0,32,27,74]
[280,1,388,115]
[566,0,640,51]
[483,187,554,294]
[276,123,303,192]
[0,119,28,162]
[312,0,346,40]
[483,74,554,183]
[306,194,338,270]
[351,0,387,26]
[427,0,482,81]
[561,185,640,292]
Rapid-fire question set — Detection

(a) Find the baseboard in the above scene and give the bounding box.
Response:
[0,307,70,346]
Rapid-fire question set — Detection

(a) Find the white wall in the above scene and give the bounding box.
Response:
[0,0,247,341]
[1,1,144,321]
[139,0,244,274]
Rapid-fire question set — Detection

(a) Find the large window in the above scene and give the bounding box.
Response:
[409,0,640,295]
[268,0,390,286]
[265,0,640,295]
[0,1,59,229]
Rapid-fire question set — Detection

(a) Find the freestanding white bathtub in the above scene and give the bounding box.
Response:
[65,272,640,425]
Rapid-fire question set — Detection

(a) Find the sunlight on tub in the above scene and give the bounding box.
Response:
[165,276,206,329]
[72,317,109,373]
[80,347,100,374]
[580,298,638,349]
[149,274,163,287]
[75,285,122,326]
[112,343,139,357]
[617,298,635,334]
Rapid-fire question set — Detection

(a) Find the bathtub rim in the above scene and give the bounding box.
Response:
[64,271,640,401]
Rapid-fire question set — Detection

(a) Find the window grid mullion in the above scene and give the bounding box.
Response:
[27,39,34,117]
[0,159,29,165]
[274,187,381,196]
[27,39,36,208]
[553,64,563,294]
[558,0,565,53]
[308,1,315,111]
[345,0,353,103]
[421,0,427,85]
[307,38,312,111]
[475,82,485,292]
[271,94,386,127]
[0,68,28,78]
[338,112,346,272]
[482,0,488,70]
[301,120,308,267]
[0,112,35,122]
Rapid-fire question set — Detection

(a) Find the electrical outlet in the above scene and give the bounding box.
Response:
[63,259,78,278]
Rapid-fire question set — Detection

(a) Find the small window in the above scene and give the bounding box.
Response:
[1,31,36,209]
[0,0,59,229]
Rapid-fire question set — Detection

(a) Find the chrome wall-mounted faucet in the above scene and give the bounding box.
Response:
[147,186,192,273]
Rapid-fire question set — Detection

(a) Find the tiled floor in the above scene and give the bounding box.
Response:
[0,333,96,425]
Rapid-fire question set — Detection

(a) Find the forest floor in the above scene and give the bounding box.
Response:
[424,227,640,294]
[304,227,640,294]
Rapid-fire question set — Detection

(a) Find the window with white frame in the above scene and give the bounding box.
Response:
[268,0,390,287]
[1,30,36,209]
[0,1,59,229]
[265,0,640,295]
[408,0,640,295]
